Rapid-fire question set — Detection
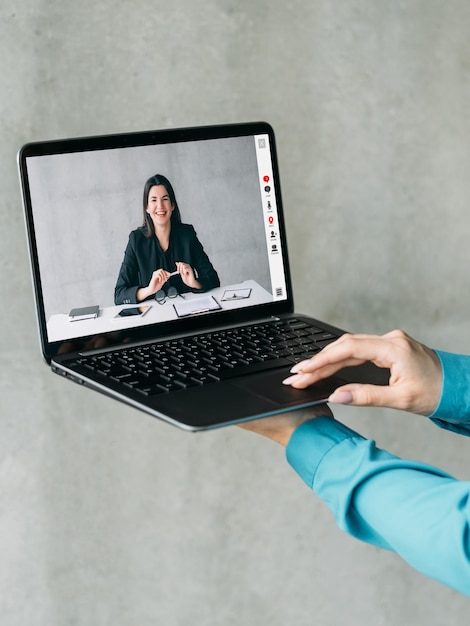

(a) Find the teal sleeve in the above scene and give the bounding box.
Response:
[286,416,470,596]
[428,350,470,436]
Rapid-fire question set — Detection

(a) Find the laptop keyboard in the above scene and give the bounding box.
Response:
[68,318,339,396]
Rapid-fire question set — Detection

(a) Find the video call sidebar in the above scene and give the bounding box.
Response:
[254,134,287,301]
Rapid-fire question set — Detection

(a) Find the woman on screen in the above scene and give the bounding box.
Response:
[115,174,220,305]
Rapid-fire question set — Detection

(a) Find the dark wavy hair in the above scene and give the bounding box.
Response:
[141,174,182,237]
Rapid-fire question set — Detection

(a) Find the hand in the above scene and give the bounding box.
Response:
[137,269,171,301]
[148,268,171,294]
[237,404,333,447]
[282,330,442,416]
[176,261,201,289]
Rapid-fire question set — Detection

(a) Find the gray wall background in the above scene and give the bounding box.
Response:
[2,1,470,625]
[26,135,270,319]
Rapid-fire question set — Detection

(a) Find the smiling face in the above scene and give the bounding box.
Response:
[145,185,175,228]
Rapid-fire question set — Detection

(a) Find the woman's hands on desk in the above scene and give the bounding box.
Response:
[137,263,202,301]
[283,329,442,416]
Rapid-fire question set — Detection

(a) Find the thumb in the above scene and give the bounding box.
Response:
[328,383,396,409]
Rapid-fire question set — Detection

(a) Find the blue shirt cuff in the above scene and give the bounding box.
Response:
[429,350,470,429]
[285,416,365,489]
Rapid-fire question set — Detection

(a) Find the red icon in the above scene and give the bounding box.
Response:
[263,175,270,182]
[268,216,274,225]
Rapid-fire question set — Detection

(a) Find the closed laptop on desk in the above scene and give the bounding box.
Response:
[18,121,387,430]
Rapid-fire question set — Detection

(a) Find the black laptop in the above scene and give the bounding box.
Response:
[18,121,387,431]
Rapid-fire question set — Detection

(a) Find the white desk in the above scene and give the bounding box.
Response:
[47,280,273,342]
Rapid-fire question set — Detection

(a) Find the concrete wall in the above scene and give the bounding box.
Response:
[1,1,469,624]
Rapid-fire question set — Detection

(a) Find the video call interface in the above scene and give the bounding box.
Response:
[25,132,288,344]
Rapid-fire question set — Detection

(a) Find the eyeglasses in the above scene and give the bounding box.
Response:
[155,286,184,305]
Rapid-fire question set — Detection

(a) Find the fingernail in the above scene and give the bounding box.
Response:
[282,375,297,385]
[328,390,354,405]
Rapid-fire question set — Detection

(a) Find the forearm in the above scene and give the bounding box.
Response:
[287,416,470,596]
[114,284,139,305]
[189,234,219,291]
[115,239,140,305]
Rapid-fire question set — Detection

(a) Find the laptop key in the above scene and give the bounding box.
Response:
[190,373,220,385]
[135,384,168,396]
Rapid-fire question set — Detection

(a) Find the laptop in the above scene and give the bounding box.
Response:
[18,121,387,431]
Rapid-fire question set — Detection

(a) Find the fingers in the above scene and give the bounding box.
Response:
[327,383,398,409]
[283,355,366,388]
[281,329,441,414]
[283,332,404,389]
[176,261,193,277]
[153,269,170,280]
[312,333,398,371]
[150,269,171,291]
[176,261,199,288]
[282,334,374,389]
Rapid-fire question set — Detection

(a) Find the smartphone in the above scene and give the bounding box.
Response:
[113,305,151,319]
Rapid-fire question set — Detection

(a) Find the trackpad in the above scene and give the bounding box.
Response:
[233,369,345,407]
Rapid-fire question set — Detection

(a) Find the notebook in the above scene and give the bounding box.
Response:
[18,121,388,431]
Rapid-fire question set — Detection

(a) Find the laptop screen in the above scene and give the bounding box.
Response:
[19,122,293,358]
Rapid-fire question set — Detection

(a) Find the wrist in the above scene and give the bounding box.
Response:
[277,409,332,447]
[238,406,333,447]
[137,286,151,302]
[185,276,201,290]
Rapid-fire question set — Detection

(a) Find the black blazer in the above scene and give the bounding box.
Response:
[114,223,220,304]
